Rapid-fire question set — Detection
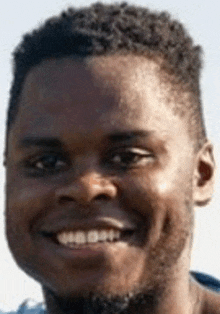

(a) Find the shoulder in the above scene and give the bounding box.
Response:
[0,300,45,314]
[191,271,220,292]
[191,271,220,314]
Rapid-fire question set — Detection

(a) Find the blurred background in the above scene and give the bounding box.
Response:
[0,0,220,310]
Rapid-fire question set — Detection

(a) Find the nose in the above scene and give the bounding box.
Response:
[55,172,117,205]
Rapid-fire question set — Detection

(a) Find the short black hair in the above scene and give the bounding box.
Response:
[7,2,206,148]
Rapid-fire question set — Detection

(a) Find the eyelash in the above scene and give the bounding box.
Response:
[24,148,154,176]
[108,148,154,169]
[24,153,68,176]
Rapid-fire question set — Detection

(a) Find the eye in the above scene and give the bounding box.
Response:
[109,148,154,168]
[26,153,68,175]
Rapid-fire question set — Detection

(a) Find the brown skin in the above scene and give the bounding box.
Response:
[5,56,219,313]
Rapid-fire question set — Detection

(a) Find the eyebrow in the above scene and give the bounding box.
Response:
[106,130,152,143]
[18,137,62,149]
[18,130,152,149]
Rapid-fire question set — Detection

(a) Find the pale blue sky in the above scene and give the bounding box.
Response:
[0,0,219,310]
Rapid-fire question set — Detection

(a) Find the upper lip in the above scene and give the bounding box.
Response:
[39,217,136,235]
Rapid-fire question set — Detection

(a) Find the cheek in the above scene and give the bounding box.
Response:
[6,176,56,268]
[6,175,55,233]
[119,170,192,227]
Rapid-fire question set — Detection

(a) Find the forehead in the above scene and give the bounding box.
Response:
[19,55,166,114]
[9,55,191,149]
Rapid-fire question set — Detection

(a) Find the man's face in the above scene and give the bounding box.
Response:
[6,56,196,299]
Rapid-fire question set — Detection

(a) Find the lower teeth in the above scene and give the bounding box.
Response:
[65,240,118,246]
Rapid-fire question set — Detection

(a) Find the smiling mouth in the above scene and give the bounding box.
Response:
[42,228,135,249]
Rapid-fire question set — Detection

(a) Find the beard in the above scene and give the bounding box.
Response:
[43,288,162,314]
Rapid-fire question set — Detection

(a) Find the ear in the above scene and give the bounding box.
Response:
[193,141,215,206]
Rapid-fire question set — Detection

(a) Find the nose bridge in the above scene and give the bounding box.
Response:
[56,157,117,204]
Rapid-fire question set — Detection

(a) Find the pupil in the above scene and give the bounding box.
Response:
[44,156,57,168]
[123,153,135,163]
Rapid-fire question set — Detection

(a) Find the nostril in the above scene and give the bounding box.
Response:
[58,194,110,204]
[59,196,74,204]
[56,178,117,204]
[94,194,111,202]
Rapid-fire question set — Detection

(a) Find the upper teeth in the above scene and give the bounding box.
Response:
[57,229,121,246]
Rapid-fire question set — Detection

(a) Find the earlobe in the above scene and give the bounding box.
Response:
[193,141,215,206]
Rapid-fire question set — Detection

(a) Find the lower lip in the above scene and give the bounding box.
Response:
[59,244,107,258]
[44,237,127,261]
